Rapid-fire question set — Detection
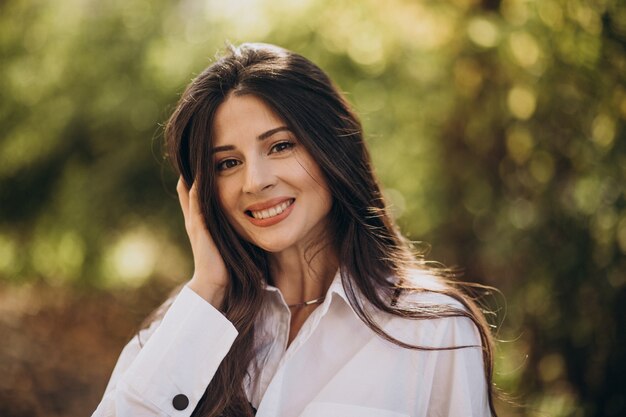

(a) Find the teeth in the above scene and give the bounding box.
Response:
[250,199,293,220]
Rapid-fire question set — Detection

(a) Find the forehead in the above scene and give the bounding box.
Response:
[212,94,286,145]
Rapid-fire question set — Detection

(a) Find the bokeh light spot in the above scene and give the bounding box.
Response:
[539,353,565,382]
[529,151,555,184]
[507,85,537,120]
[467,17,499,48]
[538,2,564,31]
[509,31,541,68]
[506,124,534,164]
[508,198,536,229]
[105,229,158,287]
[348,30,385,67]
[573,177,602,215]
[591,113,616,149]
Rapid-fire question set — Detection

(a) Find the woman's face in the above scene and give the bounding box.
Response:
[211,94,333,253]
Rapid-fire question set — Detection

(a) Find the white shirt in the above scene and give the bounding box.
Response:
[93,271,490,417]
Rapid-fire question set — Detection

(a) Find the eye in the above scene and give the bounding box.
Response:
[270,140,295,154]
[216,158,240,171]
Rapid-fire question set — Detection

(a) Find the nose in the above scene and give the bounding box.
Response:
[242,156,276,194]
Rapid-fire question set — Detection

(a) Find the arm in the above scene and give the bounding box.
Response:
[427,316,491,417]
[93,179,235,416]
[92,286,238,417]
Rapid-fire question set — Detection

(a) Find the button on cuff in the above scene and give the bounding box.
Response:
[173,394,189,411]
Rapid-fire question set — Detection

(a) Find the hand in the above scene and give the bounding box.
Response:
[177,177,229,307]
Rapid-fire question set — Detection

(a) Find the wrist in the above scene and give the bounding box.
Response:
[187,275,227,308]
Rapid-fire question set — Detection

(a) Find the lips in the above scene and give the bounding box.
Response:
[247,199,294,219]
[244,198,295,227]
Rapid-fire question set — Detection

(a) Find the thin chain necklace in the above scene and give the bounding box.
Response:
[287,296,326,308]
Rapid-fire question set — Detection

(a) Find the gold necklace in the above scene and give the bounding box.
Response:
[287,296,326,308]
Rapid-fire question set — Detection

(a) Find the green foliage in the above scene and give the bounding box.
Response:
[1,0,624,416]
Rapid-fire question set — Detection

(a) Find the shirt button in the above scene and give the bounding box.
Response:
[172,394,189,411]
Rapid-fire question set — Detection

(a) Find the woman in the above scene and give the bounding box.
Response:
[93,43,498,417]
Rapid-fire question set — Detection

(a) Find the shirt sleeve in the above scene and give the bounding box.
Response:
[92,285,239,417]
[427,315,491,417]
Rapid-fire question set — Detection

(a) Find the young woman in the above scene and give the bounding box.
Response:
[93,43,498,417]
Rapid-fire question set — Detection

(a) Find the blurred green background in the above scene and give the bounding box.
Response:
[1,0,624,416]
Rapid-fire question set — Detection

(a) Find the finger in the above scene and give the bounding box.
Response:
[176,177,190,221]
[188,182,203,220]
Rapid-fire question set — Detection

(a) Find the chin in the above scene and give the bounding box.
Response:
[250,238,294,253]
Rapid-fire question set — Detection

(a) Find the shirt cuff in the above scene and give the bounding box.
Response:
[122,285,238,415]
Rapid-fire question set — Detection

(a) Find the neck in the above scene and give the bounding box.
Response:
[269,242,339,307]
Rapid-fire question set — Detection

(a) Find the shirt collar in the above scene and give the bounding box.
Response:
[262,268,354,312]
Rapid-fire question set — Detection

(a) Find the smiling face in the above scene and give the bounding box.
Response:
[211,94,333,254]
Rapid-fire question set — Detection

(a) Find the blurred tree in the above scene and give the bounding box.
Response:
[430,2,626,416]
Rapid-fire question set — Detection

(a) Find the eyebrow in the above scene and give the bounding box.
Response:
[211,126,291,154]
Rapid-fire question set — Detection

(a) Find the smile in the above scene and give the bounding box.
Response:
[245,198,295,227]
[248,199,294,219]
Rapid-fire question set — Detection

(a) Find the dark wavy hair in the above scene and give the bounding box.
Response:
[163,43,498,417]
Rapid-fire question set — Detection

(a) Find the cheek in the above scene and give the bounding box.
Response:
[293,152,327,187]
[216,175,238,206]
[216,181,240,225]
[296,158,331,203]
[317,187,334,216]
[218,199,250,241]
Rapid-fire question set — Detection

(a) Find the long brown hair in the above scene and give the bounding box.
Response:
[164,43,498,417]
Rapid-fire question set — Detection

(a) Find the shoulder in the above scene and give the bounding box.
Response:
[379,268,482,349]
[392,268,465,310]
